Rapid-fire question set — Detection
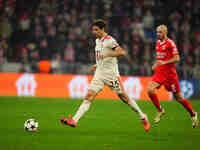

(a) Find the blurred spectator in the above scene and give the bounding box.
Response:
[19,14,30,31]
[193,64,200,79]
[51,53,61,74]
[183,55,195,79]
[19,62,27,73]
[39,38,49,60]
[63,42,75,62]
[140,42,152,76]
[0,16,13,39]
[29,48,40,73]
[0,45,5,72]
[57,21,68,41]
[142,9,154,31]
[131,17,145,41]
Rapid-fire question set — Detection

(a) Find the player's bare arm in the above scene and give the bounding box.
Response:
[152,61,158,70]
[99,46,126,59]
[90,64,97,72]
[152,62,157,70]
[157,55,180,66]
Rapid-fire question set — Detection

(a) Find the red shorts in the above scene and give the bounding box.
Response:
[152,70,181,93]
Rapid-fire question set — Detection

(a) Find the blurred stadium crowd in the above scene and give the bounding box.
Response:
[0,0,200,79]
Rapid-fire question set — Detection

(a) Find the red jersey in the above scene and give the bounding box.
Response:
[155,37,179,72]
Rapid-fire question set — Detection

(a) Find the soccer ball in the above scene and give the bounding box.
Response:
[24,119,39,132]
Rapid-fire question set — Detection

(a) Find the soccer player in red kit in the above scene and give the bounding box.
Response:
[147,25,198,128]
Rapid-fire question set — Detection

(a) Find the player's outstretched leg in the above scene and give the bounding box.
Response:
[60,100,91,127]
[192,112,198,128]
[60,114,78,127]
[147,81,165,123]
[174,92,198,128]
[141,114,150,132]
[154,108,165,123]
[118,93,150,132]
[60,90,96,127]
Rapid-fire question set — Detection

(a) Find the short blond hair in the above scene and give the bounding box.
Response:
[157,25,168,33]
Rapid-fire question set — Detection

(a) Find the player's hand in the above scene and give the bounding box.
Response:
[157,60,166,66]
[152,61,166,70]
[99,54,107,60]
[152,63,158,70]
[90,64,97,72]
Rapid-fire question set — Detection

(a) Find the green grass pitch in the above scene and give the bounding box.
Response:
[0,96,200,150]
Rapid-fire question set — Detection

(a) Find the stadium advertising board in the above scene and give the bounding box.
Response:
[0,73,177,100]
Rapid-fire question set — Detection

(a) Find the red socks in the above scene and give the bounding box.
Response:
[149,94,195,116]
[180,99,195,117]
[149,93,162,112]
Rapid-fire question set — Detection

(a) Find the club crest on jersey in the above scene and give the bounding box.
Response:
[162,45,166,50]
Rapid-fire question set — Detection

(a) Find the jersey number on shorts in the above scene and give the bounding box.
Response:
[171,84,176,92]
[110,80,120,89]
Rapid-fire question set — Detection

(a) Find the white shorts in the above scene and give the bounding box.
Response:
[88,73,124,94]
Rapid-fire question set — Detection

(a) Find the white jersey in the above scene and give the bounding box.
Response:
[95,35,120,77]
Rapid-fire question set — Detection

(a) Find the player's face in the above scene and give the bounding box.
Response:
[156,27,166,40]
[92,26,103,38]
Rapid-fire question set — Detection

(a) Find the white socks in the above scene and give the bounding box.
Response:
[72,100,91,123]
[72,99,145,123]
[128,99,145,119]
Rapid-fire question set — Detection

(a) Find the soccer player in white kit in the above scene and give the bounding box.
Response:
[60,19,150,132]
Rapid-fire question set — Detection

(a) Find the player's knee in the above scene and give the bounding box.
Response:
[85,90,96,101]
[82,100,91,104]
[147,85,155,95]
[175,97,184,103]
[174,93,184,102]
[118,93,129,104]
[85,93,93,101]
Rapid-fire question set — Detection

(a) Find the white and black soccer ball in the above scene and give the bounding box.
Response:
[24,119,39,132]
